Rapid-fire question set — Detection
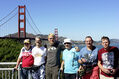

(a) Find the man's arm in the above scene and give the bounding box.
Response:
[98,60,111,74]
[60,60,64,71]
[14,58,21,70]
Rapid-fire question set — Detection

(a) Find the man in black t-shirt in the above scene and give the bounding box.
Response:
[46,33,64,79]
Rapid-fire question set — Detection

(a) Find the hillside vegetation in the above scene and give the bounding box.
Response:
[0,39,23,62]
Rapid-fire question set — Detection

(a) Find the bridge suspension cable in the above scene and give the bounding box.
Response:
[26,18,38,35]
[26,7,41,34]
[0,12,17,27]
[0,7,17,22]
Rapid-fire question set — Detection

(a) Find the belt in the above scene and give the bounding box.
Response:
[23,67,32,70]
[33,63,45,68]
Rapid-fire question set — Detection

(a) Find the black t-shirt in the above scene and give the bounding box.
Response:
[46,41,64,67]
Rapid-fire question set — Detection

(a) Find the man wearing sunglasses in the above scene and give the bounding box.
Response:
[46,33,64,79]
[60,38,80,79]
[14,39,34,79]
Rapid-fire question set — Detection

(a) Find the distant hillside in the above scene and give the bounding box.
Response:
[5,32,36,38]
[5,32,119,45]
[5,32,66,42]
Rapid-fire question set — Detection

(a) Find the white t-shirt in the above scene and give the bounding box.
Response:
[18,46,33,58]
[32,46,46,66]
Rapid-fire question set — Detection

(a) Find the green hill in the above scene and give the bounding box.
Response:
[0,39,23,62]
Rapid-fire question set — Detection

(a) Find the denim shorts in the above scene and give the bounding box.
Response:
[32,64,45,79]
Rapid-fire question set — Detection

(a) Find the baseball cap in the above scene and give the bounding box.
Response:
[24,39,30,44]
[63,38,72,44]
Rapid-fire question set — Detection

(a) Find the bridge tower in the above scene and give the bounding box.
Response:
[18,5,26,38]
[54,28,58,41]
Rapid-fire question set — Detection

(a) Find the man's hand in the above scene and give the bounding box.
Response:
[102,68,111,74]
[78,58,87,64]
[60,67,63,71]
[14,66,18,70]
[81,58,87,63]
[110,69,117,75]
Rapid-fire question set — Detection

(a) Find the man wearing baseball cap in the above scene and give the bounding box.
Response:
[14,39,34,79]
[60,38,80,79]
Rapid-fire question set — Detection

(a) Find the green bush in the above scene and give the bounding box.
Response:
[0,39,23,62]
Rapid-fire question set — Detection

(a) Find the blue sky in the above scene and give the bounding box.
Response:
[0,0,119,41]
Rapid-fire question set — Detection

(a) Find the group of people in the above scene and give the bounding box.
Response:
[14,33,119,79]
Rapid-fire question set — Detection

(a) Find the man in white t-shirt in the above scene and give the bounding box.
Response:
[32,36,47,79]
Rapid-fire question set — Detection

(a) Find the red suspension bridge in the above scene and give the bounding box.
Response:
[0,5,58,40]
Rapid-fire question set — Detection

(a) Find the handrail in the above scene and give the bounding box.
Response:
[0,68,14,70]
[0,62,21,79]
[0,62,22,65]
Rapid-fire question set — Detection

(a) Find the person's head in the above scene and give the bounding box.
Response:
[35,36,42,47]
[85,36,93,48]
[101,36,110,50]
[48,33,55,45]
[75,46,80,52]
[63,38,72,50]
[24,39,31,50]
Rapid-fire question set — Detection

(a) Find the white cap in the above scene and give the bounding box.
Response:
[63,38,72,44]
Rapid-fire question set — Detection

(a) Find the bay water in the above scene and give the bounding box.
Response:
[78,43,119,49]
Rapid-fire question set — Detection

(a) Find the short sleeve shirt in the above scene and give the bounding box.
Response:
[63,48,80,74]
[98,46,119,77]
[18,46,34,68]
[79,46,98,66]
[32,46,46,66]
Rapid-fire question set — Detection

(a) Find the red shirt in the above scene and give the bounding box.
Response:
[19,46,34,68]
[98,46,119,77]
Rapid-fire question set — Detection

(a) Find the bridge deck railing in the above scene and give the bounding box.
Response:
[0,62,21,79]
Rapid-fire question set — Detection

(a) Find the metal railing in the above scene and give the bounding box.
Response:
[0,62,21,79]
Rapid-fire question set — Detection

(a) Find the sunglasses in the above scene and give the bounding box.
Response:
[24,43,30,45]
[49,38,54,39]
[64,42,71,44]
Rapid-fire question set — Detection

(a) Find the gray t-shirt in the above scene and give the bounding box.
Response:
[46,41,64,67]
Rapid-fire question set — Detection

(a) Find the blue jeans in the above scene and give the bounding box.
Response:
[20,67,32,79]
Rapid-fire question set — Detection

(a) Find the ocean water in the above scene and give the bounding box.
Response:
[78,43,119,50]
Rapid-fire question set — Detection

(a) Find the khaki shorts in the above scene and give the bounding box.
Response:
[100,74,119,79]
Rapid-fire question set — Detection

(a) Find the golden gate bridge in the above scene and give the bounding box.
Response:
[0,5,58,40]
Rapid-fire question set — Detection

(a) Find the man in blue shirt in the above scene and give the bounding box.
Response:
[60,39,80,79]
[78,36,99,79]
